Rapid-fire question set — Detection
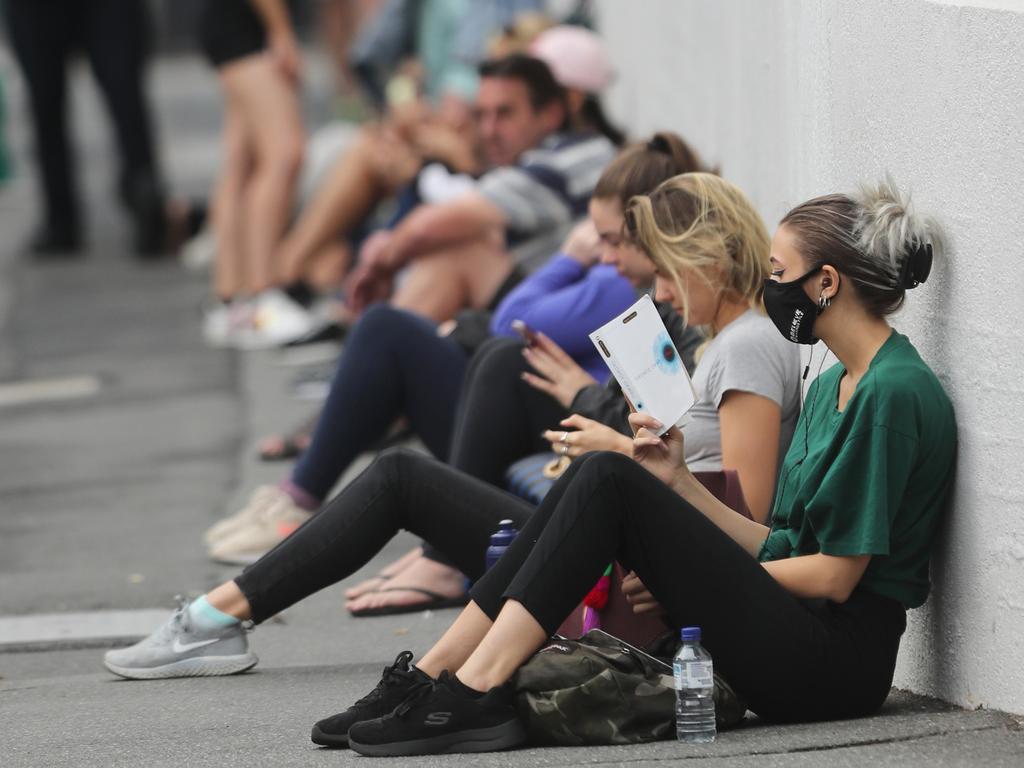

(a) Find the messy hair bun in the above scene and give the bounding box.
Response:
[780,176,943,318]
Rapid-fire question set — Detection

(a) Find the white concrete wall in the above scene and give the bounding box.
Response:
[594,0,1024,714]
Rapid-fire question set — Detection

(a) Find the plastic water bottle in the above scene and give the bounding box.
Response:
[673,626,716,743]
[484,519,518,571]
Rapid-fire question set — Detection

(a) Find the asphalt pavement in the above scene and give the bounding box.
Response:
[0,53,1021,768]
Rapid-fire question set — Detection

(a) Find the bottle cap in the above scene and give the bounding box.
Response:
[490,520,519,547]
[681,626,701,642]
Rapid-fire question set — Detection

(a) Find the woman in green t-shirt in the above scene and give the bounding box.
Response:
[327,176,956,755]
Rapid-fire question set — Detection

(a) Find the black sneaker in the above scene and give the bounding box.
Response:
[347,670,526,756]
[310,651,430,748]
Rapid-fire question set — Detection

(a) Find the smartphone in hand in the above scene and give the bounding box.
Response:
[511,319,539,347]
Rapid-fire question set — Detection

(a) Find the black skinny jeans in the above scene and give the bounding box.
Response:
[236,449,533,622]
[469,451,907,723]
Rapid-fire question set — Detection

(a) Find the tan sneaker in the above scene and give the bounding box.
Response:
[207,487,313,565]
[202,485,279,547]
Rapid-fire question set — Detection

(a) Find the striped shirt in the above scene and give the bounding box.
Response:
[477,131,616,272]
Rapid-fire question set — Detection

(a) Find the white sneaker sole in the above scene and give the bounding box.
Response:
[208,549,267,566]
[202,519,255,548]
[104,652,258,680]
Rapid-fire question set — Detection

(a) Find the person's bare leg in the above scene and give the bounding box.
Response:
[277,127,384,283]
[391,239,513,322]
[225,55,305,295]
[211,95,252,300]
[415,601,496,679]
[455,600,547,691]
[345,556,465,612]
[205,580,253,620]
[343,545,424,599]
[303,240,352,291]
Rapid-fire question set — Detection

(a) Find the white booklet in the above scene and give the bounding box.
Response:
[589,295,697,436]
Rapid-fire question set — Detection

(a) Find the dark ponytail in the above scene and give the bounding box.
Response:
[593,131,707,205]
[580,95,627,147]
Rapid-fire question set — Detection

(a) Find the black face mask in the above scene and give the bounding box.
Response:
[762,268,823,345]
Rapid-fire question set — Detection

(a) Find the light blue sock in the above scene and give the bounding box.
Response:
[187,595,240,631]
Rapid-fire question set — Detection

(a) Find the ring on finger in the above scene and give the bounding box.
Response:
[561,443,570,456]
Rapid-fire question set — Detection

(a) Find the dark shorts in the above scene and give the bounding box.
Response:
[198,0,267,69]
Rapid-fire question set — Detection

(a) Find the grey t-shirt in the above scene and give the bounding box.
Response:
[680,309,802,472]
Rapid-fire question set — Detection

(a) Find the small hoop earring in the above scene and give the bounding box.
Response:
[818,293,831,310]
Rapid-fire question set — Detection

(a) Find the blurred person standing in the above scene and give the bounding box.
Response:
[198,0,311,349]
[1,0,168,256]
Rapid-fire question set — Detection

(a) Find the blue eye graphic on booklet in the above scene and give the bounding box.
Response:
[589,295,697,436]
[653,330,682,375]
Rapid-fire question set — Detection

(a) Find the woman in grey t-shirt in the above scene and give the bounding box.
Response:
[549,173,802,522]
[680,309,802,508]
[626,174,803,522]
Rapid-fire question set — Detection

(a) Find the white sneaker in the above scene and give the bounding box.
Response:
[235,290,318,350]
[202,299,256,348]
[180,229,216,272]
[207,486,313,565]
[202,484,280,547]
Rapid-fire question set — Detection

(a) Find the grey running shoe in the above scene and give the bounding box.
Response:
[103,599,257,680]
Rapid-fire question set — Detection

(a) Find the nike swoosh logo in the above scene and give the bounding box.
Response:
[172,637,221,653]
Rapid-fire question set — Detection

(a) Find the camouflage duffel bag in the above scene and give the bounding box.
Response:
[514,629,746,746]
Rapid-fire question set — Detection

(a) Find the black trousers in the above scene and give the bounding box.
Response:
[2,0,159,232]
[419,337,566,565]
[236,449,534,623]
[236,448,905,723]
[469,451,907,723]
[448,337,569,486]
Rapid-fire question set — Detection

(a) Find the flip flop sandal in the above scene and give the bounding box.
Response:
[348,586,470,618]
[344,572,394,599]
[258,435,309,462]
[257,414,318,462]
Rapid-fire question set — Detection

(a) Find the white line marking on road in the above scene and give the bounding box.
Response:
[0,375,102,408]
[0,609,169,647]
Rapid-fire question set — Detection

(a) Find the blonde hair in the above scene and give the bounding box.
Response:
[624,173,771,327]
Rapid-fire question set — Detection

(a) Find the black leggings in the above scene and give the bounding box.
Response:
[469,452,907,723]
[448,337,569,486]
[236,449,533,622]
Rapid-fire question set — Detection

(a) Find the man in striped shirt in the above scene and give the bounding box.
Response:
[348,54,616,322]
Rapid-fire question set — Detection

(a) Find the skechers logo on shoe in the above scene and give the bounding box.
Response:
[172,637,221,653]
[424,712,452,726]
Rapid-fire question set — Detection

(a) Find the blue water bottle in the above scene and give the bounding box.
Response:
[485,519,518,571]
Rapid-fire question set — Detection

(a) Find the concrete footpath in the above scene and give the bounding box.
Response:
[0,55,1022,767]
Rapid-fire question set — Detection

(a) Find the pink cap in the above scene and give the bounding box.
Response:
[529,25,614,94]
